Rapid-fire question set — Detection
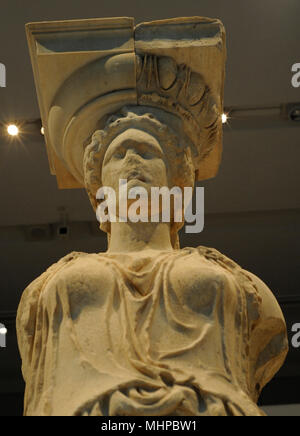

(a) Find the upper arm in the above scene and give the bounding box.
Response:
[243,270,289,401]
[246,271,286,323]
[16,251,86,381]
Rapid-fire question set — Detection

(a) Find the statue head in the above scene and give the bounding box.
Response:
[83,106,196,248]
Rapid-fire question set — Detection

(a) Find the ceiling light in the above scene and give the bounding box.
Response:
[281,103,300,122]
[222,113,228,124]
[289,108,300,121]
[7,124,19,136]
[0,327,7,335]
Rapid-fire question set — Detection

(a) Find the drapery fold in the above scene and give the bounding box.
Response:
[16,247,288,416]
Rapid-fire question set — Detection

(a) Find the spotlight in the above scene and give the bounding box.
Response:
[41,126,45,135]
[0,326,7,335]
[282,103,300,122]
[222,113,228,124]
[289,107,300,122]
[7,124,19,136]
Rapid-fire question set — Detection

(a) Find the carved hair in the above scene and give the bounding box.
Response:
[136,54,222,175]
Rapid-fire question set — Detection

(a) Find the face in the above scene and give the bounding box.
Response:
[101,128,170,196]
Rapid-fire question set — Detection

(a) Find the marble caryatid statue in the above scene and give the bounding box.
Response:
[17,17,288,416]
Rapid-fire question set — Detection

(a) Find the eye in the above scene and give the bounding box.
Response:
[113,149,125,159]
[140,151,153,160]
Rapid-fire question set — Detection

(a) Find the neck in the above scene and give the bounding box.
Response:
[107,221,173,253]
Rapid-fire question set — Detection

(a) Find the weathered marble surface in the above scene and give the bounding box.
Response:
[25,16,225,188]
[17,247,288,416]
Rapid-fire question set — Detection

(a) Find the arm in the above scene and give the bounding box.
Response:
[16,251,85,382]
[244,270,289,402]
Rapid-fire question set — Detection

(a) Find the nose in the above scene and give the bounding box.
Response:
[124,148,143,162]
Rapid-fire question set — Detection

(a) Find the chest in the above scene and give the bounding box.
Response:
[43,254,237,320]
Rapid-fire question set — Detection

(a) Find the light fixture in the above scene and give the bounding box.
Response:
[41,126,45,135]
[0,326,7,335]
[222,113,228,124]
[7,124,19,136]
[288,106,300,122]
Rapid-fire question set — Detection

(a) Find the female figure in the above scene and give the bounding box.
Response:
[17,105,288,416]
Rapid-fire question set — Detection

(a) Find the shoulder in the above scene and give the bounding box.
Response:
[17,251,89,319]
[193,246,288,396]
[194,245,286,323]
[48,251,90,269]
[16,251,89,378]
[30,251,89,283]
[192,245,243,273]
[241,269,285,323]
[194,245,238,265]
[195,244,287,324]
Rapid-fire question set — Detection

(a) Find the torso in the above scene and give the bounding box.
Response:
[30,247,264,416]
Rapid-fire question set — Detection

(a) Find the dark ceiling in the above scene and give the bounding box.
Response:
[0,0,299,416]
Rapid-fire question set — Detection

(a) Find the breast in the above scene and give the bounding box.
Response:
[169,253,236,318]
[41,254,116,320]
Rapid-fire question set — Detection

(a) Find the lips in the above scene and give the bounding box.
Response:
[126,171,148,183]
